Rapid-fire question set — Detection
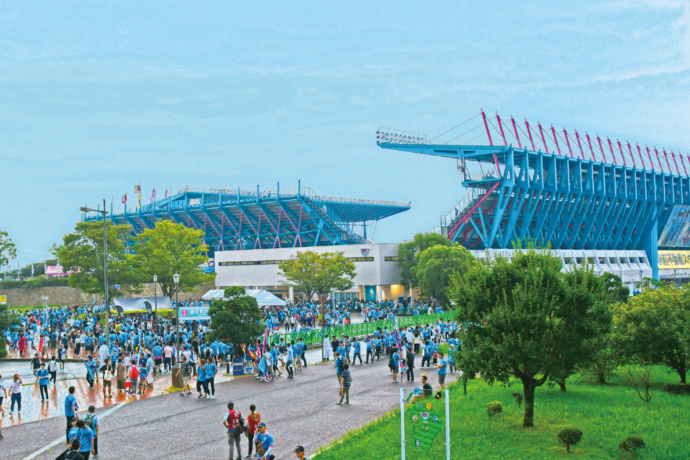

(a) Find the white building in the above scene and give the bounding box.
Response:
[214,244,655,302]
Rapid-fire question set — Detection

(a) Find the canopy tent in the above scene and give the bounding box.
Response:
[112,296,172,314]
[202,289,286,307]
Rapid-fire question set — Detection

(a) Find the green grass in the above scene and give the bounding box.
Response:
[314,367,690,459]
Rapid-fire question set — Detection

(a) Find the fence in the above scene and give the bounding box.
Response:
[267,311,456,346]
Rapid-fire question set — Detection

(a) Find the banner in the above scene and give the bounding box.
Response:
[179,306,210,321]
[112,296,172,313]
[658,250,690,270]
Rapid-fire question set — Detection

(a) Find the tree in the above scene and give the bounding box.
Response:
[0,231,17,269]
[0,303,19,358]
[56,222,141,302]
[415,244,477,306]
[132,220,215,298]
[278,251,356,325]
[613,283,690,383]
[398,232,451,288]
[449,249,609,427]
[207,286,264,353]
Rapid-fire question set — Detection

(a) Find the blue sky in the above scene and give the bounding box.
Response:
[1,0,689,266]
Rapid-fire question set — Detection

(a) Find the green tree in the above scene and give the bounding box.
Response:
[415,244,477,306]
[132,220,215,298]
[207,286,264,353]
[614,283,690,383]
[0,230,17,269]
[56,221,140,302]
[278,251,356,325]
[0,303,19,358]
[397,232,451,288]
[449,249,609,427]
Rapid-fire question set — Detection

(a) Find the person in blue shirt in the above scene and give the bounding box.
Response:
[68,419,95,458]
[64,386,79,443]
[254,422,275,460]
[204,360,217,399]
[196,359,209,398]
[352,338,362,365]
[83,355,97,389]
[334,352,344,384]
[436,352,448,389]
[35,363,50,401]
[389,349,400,383]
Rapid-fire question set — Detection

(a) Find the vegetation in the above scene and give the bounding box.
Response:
[0,303,19,357]
[55,222,141,301]
[486,401,503,417]
[415,244,477,306]
[207,287,264,352]
[0,276,69,289]
[449,249,611,426]
[132,220,215,298]
[558,427,583,453]
[0,230,16,269]
[314,369,689,459]
[397,232,451,288]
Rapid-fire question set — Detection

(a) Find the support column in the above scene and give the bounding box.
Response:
[645,220,659,281]
[376,285,382,302]
[289,286,294,303]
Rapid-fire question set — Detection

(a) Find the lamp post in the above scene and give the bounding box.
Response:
[80,199,110,348]
[41,295,49,311]
[153,274,158,333]
[173,273,180,362]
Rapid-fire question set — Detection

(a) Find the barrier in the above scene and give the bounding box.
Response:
[266,311,456,346]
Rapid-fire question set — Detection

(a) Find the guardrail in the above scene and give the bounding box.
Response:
[266,311,456,346]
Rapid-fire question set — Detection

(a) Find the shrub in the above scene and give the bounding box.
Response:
[558,427,583,453]
[663,384,690,395]
[486,401,503,417]
[511,392,523,406]
[619,436,645,455]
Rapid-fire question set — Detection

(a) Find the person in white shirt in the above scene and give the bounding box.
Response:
[99,343,110,366]
[9,374,22,414]
[323,335,332,361]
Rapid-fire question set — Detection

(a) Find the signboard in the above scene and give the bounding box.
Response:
[658,250,690,270]
[0,295,6,304]
[179,306,210,321]
[112,296,172,313]
[401,388,450,459]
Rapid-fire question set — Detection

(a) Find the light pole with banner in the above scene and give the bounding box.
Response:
[153,274,158,333]
[41,295,49,311]
[173,273,180,361]
[80,199,110,348]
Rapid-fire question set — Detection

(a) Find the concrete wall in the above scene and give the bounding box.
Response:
[0,283,215,308]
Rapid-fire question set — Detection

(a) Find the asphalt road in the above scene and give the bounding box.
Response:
[3,357,454,460]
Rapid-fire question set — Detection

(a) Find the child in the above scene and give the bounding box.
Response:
[338,362,352,405]
[138,364,148,394]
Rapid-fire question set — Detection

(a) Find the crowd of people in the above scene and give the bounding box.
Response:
[1,298,457,457]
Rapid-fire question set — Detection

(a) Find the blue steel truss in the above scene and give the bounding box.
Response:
[378,143,690,279]
[83,182,410,254]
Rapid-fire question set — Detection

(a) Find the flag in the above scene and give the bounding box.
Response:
[122,194,127,204]
[138,193,141,208]
[134,185,141,193]
[151,188,156,202]
[113,284,121,290]
[31,261,34,277]
[164,189,168,198]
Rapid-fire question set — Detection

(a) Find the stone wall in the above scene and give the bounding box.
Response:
[1,283,216,307]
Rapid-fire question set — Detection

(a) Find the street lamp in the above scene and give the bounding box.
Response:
[173,273,180,361]
[153,274,158,333]
[80,199,110,349]
[41,295,49,310]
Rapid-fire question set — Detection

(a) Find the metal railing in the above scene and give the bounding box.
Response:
[376,127,429,145]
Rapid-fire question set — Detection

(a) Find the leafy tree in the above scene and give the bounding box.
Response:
[614,283,690,383]
[397,232,451,288]
[207,286,264,353]
[278,251,356,326]
[415,244,477,306]
[0,230,17,269]
[132,220,215,298]
[449,249,609,427]
[600,272,630,303]
[0,303,19,358]
[56,222,141,302]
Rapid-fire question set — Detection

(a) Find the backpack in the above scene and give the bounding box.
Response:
[130,366,139,379]
[84,415,96,429]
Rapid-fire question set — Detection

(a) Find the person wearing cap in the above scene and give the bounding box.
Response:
[254,422,275,460]
[294,445,309,459]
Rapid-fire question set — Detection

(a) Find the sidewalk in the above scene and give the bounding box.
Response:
[0,370,233,428]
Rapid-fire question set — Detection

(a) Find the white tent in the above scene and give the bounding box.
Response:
[202,289,286,307]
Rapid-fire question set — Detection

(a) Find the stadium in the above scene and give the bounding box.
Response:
[84,110,690,299]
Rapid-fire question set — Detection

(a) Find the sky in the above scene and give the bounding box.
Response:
[1,0,690,267]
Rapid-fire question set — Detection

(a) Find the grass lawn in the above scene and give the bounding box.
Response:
[314,367,690,459]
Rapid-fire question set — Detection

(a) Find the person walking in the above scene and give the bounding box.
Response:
[68,419,95,460]
[285,344,294,379]
[337,362,352,405]
[223,401,244,460]
[352,338,362,365]
[334,352,343,385]
[254,422,275,460]
[64,438,85,460]
[9,374,22,415]
[35,362,50,402]
[64,386,79,443]
[293,445,309,459]
[197,359,209,398]
[389,349,400,383]
[436,352,448,389]
[49,355,59,385]
[176,356,193,395]
[406,348,415,383]
[115,358,126,394]
[205,359,217,399]
[99,358,113,399]
[84,406,100,457]
[246,404,261,458]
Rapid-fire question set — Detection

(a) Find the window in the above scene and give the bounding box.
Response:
[384,256,399,261]
[348,256,374,262]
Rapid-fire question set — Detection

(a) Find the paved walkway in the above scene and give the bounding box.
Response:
[2,357,458,460]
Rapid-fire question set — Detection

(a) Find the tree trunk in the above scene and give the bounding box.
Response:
[596,370,606,384]
[557,378,567,392]
[679,368,687,384]
[522,380,536,427]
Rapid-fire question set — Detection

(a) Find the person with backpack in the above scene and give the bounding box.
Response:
[63,438,85,460]
[49,355,59,385]
[389,349,400,383]
[222,401,244,460]
[337,362,352,405]
[99,358,114,399]
[197,359,209,398]
[64,386,79,443]
[84,406,100,457]
[128,362,139,395]
[406,348,415,383]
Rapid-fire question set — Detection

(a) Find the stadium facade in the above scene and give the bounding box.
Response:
[84,111,690,299]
